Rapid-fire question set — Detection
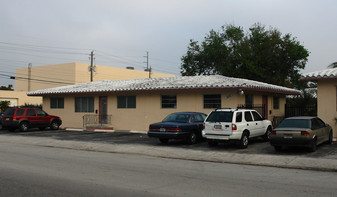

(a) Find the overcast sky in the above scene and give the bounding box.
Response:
[1,0,336,87]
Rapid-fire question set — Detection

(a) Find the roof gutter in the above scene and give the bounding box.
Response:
[27,86,301,97]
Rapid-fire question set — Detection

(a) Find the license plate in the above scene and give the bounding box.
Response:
[214,125,222,129]
[284,134,293,139]
[160,128,166,132]
[6,118,9,121]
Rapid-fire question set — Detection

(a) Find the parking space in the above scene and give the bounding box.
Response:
[1,129,337,159]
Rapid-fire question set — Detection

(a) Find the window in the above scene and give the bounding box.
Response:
[75,97,94,112]
[235,112,242,123]
[16,109,25,116]
[315,118,326,128]
[206,111,233,122]
[161,95,176,108]
[26,109,36,116]
[245,94,253,108]
[252,111,263,121]
[117,96,136,108]
[311,119,320,130]
[244,111,253,122]
[191,114,204,122]
[204,94,221,108]
[163,113,190,123]
[278,119,311,129]
[51,97,64,109]
[36,109,47,116]
[273,96,279,109]
[4,108,15,115]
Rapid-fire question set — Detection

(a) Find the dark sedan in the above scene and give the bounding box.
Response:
[148,112,207,144]
[0,112,4,130]
[269,116,333,152]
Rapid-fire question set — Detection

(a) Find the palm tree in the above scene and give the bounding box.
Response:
[328,62,337,68]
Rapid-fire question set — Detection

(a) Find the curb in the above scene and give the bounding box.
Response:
[65,128,147,134]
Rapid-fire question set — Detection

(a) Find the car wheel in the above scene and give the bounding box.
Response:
[159,138,169,144]
[327,131,333,144]
[274,146,282,151]
[207,140,218,147]
[309,138,317,152]
[239,132,249,149]
[0,123,3,130]
[19,122,29,132]
[187,132,197,144]
[50,121,59,130]
[263,127,272,141]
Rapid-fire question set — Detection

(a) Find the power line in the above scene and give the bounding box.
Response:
[0,40,181,85]
[0,41,91,51]
[0,49,88,62]
[0,73,74,85]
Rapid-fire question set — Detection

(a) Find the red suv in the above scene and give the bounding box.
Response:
[2,108,62,132]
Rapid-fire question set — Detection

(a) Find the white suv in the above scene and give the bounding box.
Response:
[202,109,272,148]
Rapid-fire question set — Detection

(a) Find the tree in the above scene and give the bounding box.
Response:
[0,101,10,112]
[181,23,310,89]
[328,62,337,68]
[0,84,13,91]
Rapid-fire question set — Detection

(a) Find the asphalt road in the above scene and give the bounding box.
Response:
[1,141,337,197]
[1,129,336,159]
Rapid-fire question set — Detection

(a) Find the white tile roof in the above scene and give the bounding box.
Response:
[301,68,337,80]
[27,75,300,96]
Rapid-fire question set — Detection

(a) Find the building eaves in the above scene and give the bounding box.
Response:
[301,68,337,81]
[27,75,301,96]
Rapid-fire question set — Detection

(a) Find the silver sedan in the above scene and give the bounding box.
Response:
[269,116,333,152]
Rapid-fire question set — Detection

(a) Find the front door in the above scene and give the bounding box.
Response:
[262,96,268,119]
[99,96,107,124]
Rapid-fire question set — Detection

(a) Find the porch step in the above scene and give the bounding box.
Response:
[85,127,114,131]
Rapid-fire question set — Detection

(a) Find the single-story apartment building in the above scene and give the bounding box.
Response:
[27,75,300,131]
[302,68,337,139]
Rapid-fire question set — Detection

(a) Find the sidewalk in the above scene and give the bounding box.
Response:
[1,133,336,172]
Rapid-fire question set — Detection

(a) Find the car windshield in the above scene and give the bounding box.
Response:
[206,111,233,122]
[162,114,191,123]
[278,119,311,129]
[4,108,15,115]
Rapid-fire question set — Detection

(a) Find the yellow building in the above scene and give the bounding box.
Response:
[15,62,175,91]
[0,90,42,107]
[28,75,300,131]
[302,68,337,139]
[2,62,173,108]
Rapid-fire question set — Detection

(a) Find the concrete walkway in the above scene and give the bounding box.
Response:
[1,132,336,172]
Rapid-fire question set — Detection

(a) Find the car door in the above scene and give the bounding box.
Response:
[313,118,328,144]
[251,111,265,135]
[244,111,258,136]
[36,109,50,127]
[26,109,38,127]
[192,114,205,132]
[316,118,330,142]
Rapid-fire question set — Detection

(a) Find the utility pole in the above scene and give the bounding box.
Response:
[28,63,32,91]
[89,51,95,82]
[144,51,151,78]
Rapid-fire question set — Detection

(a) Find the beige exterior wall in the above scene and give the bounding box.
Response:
[74,63,175,84]
[15,63,77,91]
[0,90,42,107]
[15,63,175,91]
[317,79,337,138]
[41,90,286,131]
